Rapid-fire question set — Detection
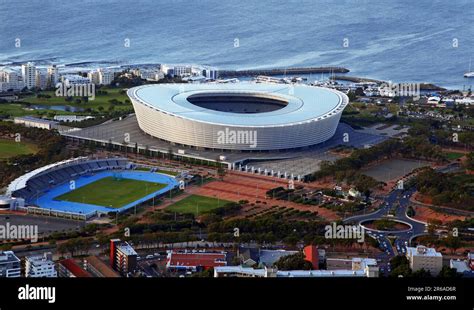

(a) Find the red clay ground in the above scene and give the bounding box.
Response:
[410,192,469,224]
[189,171,339,221]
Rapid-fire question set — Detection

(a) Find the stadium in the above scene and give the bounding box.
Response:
[128,83,349,151]
[6,158,179,219]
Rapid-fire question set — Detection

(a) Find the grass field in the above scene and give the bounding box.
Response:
[166,195,231,215]
[0,87,131,117]
[22,87,129,109]
[55,177,167,208]
[0,139,38,159]
[445,152,464,160]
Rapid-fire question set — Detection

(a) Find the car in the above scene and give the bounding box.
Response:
[146,255,154,259]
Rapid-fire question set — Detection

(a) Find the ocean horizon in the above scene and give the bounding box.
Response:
[1,0,473,89]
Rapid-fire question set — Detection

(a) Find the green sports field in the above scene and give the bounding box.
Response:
[0,139,38,159]
[55,177,167,208]
[166,195,231,215]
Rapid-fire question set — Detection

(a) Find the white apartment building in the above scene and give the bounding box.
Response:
[173,65,192,77]
[0,251,21,278]
[98,69,114,85]
[406,245,443,275]
[0,67,24,92]
[88,69,114,85]
[25,252,57,277]
[47,65,59,87]
[21,62,36,89]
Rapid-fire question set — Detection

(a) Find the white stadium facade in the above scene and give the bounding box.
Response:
[128,83,349,151]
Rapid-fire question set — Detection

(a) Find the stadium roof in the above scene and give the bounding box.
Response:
[6,157,88,195]
[130,83,347,127]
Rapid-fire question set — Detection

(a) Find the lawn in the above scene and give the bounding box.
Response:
[0,139,38,159]
[445,152,464,160]
[166,195,231,215]
[0,87,132,118]
[55,177,167,208]
[22,87,129,107]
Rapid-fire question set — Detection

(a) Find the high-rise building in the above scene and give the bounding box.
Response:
[47,65,59,88]
[0,251,21,278]
[406,245,443,275]
[21,62,36,89]
[110,239,137,275]
[35,70,48,90]
[25,252,57,277]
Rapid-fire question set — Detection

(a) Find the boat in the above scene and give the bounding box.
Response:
[464,58,474,78]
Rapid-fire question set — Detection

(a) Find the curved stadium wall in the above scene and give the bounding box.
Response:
[128,83,349,151]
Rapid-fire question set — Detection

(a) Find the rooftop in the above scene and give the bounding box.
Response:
[406,246,442,257]
[59,259,92,278]
[117,243,137,256]
[167,251,227,268]
[129,83,348,127]
[214,266,371,277]
[14,116,58,125]
[449,259,470,273]
[84,256,120,278]
[0,251,20,263]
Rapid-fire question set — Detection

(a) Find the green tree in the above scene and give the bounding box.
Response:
[274,253,313,270]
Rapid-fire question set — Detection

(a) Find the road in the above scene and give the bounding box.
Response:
[344,187,428,275]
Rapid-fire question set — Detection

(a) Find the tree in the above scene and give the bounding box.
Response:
[438,266,460,278]
[389,256,411,277]
[411,268,432,278]
[444,235,462,254]
[274,253,313,270]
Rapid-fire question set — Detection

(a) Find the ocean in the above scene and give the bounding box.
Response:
[0,0,473,89]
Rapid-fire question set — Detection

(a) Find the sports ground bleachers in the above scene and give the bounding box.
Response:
[12,158,129,202]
